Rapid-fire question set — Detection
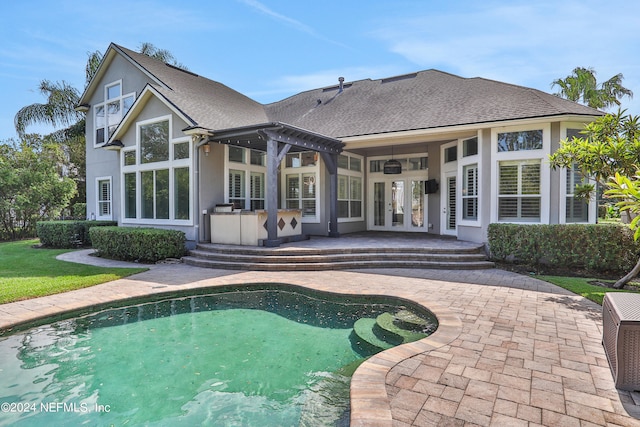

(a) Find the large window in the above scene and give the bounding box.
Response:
[286,173,316,217]
[370,155,427,173]
[141,169,169,219]
[174,168,190,220]
[281,151,320,221]
[338,175,362,218]
[497,130,543,152]
[124,173,136,219]
[498,160,541,221]
[338,153,364,220]
[226,147,266,210]
[141,121,169,163]
[94,81,135,146]
[462,164,478,220]
[121,117,191,224]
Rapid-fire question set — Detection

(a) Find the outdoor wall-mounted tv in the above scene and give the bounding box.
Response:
[424,179,439,194]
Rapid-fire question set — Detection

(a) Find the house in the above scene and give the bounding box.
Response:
[78,43,603,248]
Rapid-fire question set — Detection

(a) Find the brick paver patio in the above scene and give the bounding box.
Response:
[1,248,639,426]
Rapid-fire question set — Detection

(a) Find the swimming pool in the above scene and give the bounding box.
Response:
[0,284,436,426]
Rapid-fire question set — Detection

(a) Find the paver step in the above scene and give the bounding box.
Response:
[182,256,495,271]
[187,249,488,264]
[194,243,485,256]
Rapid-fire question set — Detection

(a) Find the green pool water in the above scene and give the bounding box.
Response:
[0,287,420,426]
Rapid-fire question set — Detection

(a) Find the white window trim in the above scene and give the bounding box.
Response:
[223,146,267,210]
[281,152,321,223]
[93,79,136,147]
[95,176,112,220]
[367,153,429,174]
[490,123,550,224]
[558,123,597,224]
[120,115,193,225]
[458,132,482,227]
[338,152,364,222]
[440,142,458,236]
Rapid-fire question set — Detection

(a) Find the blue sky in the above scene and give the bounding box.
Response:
[1,0,639,142]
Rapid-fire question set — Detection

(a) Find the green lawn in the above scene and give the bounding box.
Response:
[0,239,147,304]
[536,275,640,305]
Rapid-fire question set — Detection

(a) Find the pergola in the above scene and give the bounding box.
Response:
[190,122,345,247]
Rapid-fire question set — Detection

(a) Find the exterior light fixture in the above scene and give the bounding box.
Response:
[203,143,211,156]
[383,146,402,174]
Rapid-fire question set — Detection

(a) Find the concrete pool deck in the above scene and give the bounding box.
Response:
[2,250,640,426]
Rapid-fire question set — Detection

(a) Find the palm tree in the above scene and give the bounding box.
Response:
[14,80,82,138]
[551,67,633,110]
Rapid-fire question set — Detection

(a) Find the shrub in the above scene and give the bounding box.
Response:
[488,223,640,273]
[37,220,117,248]
[72,203,87,220]
[90,227,186,263]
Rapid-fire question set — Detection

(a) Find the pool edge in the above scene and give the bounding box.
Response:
[350,298,462,426]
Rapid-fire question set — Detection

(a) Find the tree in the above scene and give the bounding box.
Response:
[0,136,76,240]
[605,173,640,288]
[551,67,633,110]
[549,109,640,186]
[549,110,640,288]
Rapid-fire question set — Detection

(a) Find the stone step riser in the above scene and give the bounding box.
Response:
[194,244,485,256]
[182,257,495,271]
[187,250,487,264]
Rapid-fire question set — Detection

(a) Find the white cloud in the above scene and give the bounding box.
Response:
[236,0,349,48]
[369,0,640,113]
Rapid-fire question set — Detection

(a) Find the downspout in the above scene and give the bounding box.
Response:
[194,136,211,243]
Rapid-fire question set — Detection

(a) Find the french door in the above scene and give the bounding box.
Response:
[369,178,426,231]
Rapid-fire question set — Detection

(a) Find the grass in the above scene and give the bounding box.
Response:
[0,239,147,304]
[536,275,640,305]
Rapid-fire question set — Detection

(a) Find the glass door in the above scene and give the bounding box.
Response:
[373,182,386,227]
[369,179,426,231]
[391,180,405,227]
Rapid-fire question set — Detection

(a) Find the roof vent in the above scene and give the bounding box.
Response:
[381,73,417,84]
[338,77,345,92]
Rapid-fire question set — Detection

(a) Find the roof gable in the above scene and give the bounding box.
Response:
[78,43,168,107]
[80,43,269,132]
[109,84,196,142]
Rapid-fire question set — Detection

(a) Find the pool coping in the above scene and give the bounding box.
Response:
[349,298,461,426]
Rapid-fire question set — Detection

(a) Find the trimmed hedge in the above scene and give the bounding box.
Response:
[90,227,186,263]
[488,223,640,273]
[37,220,117,248]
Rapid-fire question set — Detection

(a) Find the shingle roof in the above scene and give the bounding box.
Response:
[111,45,602,138]
[265,70,603,138]
[114,45,268,130]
